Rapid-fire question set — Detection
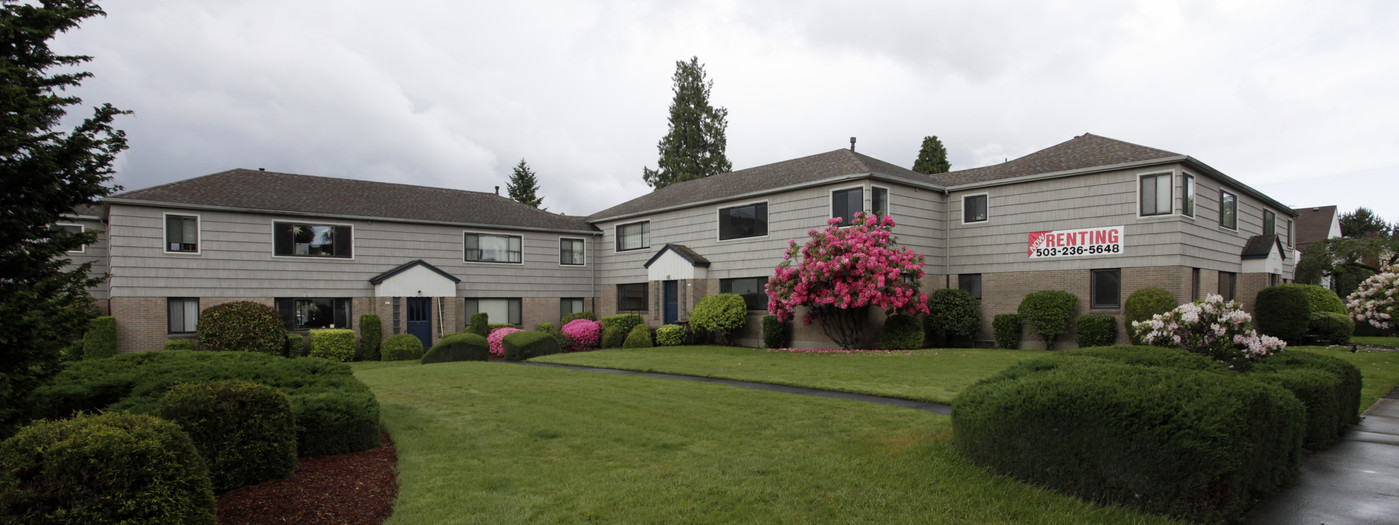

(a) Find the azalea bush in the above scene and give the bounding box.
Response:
[487,327,522,357]
[1346,265,1398,332]
[766,213,929,349]
[1131,294,1285,370]
[560,319,601,352]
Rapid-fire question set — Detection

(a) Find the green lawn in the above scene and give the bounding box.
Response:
[353,361,1181,524]
[1290,345,1399,411]
[1353,336,1399,348]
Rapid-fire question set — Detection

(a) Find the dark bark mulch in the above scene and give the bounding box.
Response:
[216,430,397,524]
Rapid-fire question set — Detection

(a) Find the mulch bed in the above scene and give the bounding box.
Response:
[216,430,397,525]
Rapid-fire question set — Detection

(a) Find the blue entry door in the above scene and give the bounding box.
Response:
[663,281,678,325]
[406,297,432,349]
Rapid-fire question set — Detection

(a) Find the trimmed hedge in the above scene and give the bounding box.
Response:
[1280,283,1346,315]
[421,333,490,364]
[468,312,490,337]
[158,380,296,492]
[1061,345,1230,372]
[689,294,748,342]
[880,313,924,350]
[1255,285,1312,344]
[600,326,626,349]
[622,324,653,349]
[83,316,117,359]
[762,315,788,349]
[164,338,198,351]
[992,314,1021,349]
[285,332,306,357]
[26,351,379,459]
[1124,287,1177,344]
[600,314,645,339]
[925,288,981,346]
[536,322,570,349]
[1075,314,1117,348]
[381,334,425,361]
[561,311,597,324]
[488,322,515,331]
[1252,351,1362,428]
[197,301,286,354]
[1309,312,1354,344]
[1018,291,1077,349]
[953,359,1304,523]
[309,328,356,362]
[359,314,383,361]
[503,330,562,361]
[1249,369,1345,450]
[656,324,686,346]
[0,412,216,524]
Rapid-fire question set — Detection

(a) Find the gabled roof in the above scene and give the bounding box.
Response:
[644,244,711,268]
[369,259,461,285]
[930,133,1182,186]
[587,149,930,222]
[1294,205,1339,252]
[107,169,596,233]
[1241,234,1286,260]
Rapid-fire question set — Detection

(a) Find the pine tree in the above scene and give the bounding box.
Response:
[642,56,731,190]
[506,158,542,208]
[0,0,128,435]
[912,136,951,174]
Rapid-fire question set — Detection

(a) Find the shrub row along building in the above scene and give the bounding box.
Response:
[63,133,1299,353]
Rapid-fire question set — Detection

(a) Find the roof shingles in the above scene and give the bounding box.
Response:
[930,133,1183,186]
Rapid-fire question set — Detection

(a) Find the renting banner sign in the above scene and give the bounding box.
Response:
[1028,226,1124,259]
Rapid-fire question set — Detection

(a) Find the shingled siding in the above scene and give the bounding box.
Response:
[60,215,111,312]
[1178,169,1296,275]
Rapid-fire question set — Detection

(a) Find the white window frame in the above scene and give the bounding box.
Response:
[615,220,650,253]
[559,236,586,267]
[163,212,201,255]
[828,185,865,227]
[1136,171,1174,218]
[872,185,890,217]
[1181,172,1196,219]
[961,192,989,225]
[463,231,524,264]
[716,200,770,242]
[57,223,85,254]
[271,220,355,260]
[1219,189,1238,231]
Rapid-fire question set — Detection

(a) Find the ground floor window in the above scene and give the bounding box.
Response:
[560,297,585,321]
[720,277,769,311]
[275,298,351,330]
[168,298,198,333]
[465,298,522,326]
[958,274,982,300]
[617,283,648,311]
[1192,268,1202,301]
[1219,271,1237,301]
[1091,269,1121,309]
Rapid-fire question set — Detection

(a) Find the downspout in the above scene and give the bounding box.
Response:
[942,187,951,288]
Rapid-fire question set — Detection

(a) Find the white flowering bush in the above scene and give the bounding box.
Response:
[1131,294,1285,370]
[1346,265,1397,331]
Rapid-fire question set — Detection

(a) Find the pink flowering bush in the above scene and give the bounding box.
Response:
[1346,265,1397,331]
[487,327,522,357]
[1130,294,1285,371]
[560,319,601,352]
[766,212,929,349]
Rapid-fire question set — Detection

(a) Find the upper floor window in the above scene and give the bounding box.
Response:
[1263,209,1276,237]
[1139,173,1172,216]
[963,194,988,224]
[274,222,352,258]
[720,276,769,311]
[1286,219,1294,247]
[560,238,585,266]
[719,202,768,240]
[616,221,649,252]
[465,232,522,263]
[1219,190,1238,230]
[275,297,351,330]
[165,214,199,253]
[872,186,889,216]
[831,187,862,226]
[57,223,85,253]
[1181,174,1195,217]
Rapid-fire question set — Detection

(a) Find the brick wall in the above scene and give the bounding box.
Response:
[111,296,277,354]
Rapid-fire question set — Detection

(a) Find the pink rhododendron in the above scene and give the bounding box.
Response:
[1131,294,1285,370]
[487,327,523,357]
[560,319,601,352]
[1347,265,1399,331]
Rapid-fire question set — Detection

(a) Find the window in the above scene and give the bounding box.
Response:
[1139,173,1172,216]
[1286,219,1294,247]
[560,298,585,321]
[1219,271,1237,301]
[1182,174,1196,217]
[165,214,199,253]
[560,238,585,266]
[1219,190,1237,230]
[464,232,522,263]
[168,298,198,333]
[1091,269,1122,309]
[958,274,982,300]
[616,221,649,251]
[617,283,648,311]
[274,222,352,258]
[721,277,769,311]
[464,298,522,326]
[58,223,85,253]
[275,298,351,330]
[872,187,889,216]
[1192,268,1201,301]
[831,187,862,226]
[718,202,768,240]
[963,194,988,223]
[1263,210,1276,236]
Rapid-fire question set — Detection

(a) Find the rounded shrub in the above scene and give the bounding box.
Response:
[1018,291,1078,350]
[1255,285,1312,344]
[164,338,198,351]
[1309,312,1354,344]
[880,313,924,349]
[689,293,748,343]
[926,288,981,346]
[196,301,286,354]
[535,322,569,349]
[600,326,626,348]
[487,327,523,357]
[284,332,306,357]
[503,330,562,361]
[421,333,490,364]
[762,315,788,349]
[468,312,490,337]
[561,319,601,351]
[381,333,425,361]
[1124,287,1177,344]
[1249,368,1344,450]
[1062,345,1229,372]
[488,323,515,332]
[158,380,296,492]
[359,314,383,361]
[622,324,653,349]
[992,314,1021,349]
[1075,314,1117,348]
[561,311,597,324]
[1252,350,1362,430]
[1279,283,1346,315]
[309,328,356,362]
[656,324,686,346]
[82,316,117,358]
[600,313,646,338]
[0,412,216,524]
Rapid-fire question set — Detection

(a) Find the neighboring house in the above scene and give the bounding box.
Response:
[74,133,1299,351]
[1294,205,1342,290]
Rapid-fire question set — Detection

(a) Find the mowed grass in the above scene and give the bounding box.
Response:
[353,361,1182,525]
[1289,346,1399,411]
[1353,336,1399,348]
[531,346,1045,404]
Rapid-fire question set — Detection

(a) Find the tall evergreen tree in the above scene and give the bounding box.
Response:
[0,0,127,435]
[642,56,731,190]
[912,135,950,174]
[506,158,542,208]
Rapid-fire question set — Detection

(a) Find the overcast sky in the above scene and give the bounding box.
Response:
[51,0,1399,223]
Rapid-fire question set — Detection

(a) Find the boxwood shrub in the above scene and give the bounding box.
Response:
[503,330,562,361]
[600,326,626,348]
[285,332,306,357]
[27,351,379,458]
[689,294,748,343]
[1124,287,1177,344]
[953,359,1304,523]
[82,316,117,359]
[1309,312,1354,344]
[992,314,1021,349]
[381,333,425,361]
[880,313,924,349]
[359,314,383,361]
[622,324,653,349]
[1255,285,1312,344]
[561,311,597,324]
[925,288,981,346]
[1018,291,1078,349]
[1252,351,1362,429]
[421,333,490,364]
[762,315,788,349]
[468,312,490,337]
[601,313,646,338]
[0,412,216,524]
[309,328,356,362]
[1074,314,1117,348]
[158,380,297,492]
[164,338,198,351]
[1248,368,1344,450]
[1061,345,1229,372]
[656,324,686,346]
[488,323,515,331]
[1279,283,1346,314]
[197,301,286,354]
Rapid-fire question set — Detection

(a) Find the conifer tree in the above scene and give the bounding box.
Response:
[506,158,542,208]
[642,56,731,190]
[912,135,951,174]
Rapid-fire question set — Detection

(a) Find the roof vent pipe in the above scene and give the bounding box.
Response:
[849,137,856,152]
[495,185,500,195]
[258,168,265,171]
